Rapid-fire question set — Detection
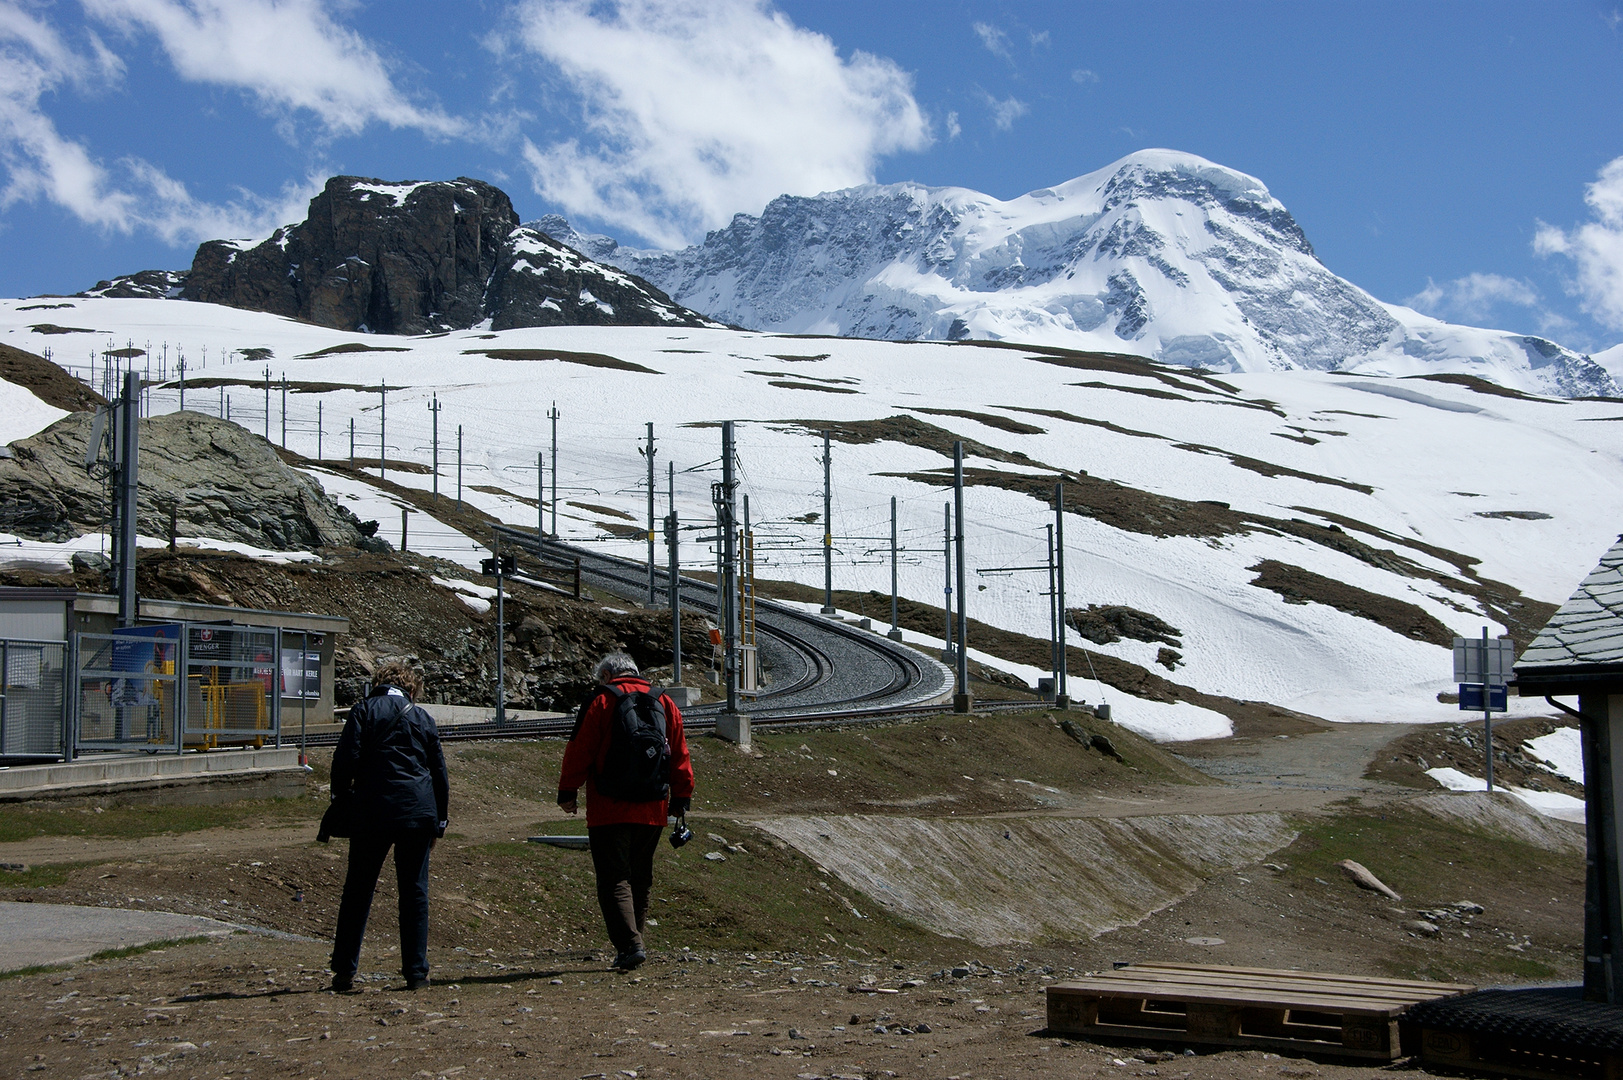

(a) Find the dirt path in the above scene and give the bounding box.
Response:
[1170,721,1418,793]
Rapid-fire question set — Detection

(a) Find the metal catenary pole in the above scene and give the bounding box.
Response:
[721,421,739,715]
[317,401,323,460]
[494,533,506,725]
[888,495,902,639]
[280,374,287,447]
[942,502,953,662]
[456,424,463,507]
[349,417,355,464]
[821,431,835,613]
[1055,480,1068,705]
[537,451,545,543]
[117,372,140,627]
[263,367,271,441]
[177,355,186,412]
[429,394,441,500]
[668,460,681,683]
[1481,625,1494,792]
[549,401,560,536]
[1047,523,1059,695]
[954,440,969,710]
[378,380,387,481]
[645,422,657,604]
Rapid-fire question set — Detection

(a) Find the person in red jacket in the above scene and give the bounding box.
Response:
[557,652,694,971]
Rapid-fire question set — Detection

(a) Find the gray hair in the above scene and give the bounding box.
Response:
[594,651,639,682]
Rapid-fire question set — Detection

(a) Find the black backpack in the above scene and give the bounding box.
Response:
[591,685,672,802]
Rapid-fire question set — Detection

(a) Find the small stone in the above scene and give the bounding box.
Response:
[704,852,727,862]
[914,1022,932,1034]
[1451,900,1485,914]
[1402,920,1441,937]
[951,966,971,978]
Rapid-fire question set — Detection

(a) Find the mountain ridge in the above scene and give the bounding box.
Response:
[537,149,1614,398]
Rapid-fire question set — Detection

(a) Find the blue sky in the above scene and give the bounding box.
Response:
[3,0,1623,351]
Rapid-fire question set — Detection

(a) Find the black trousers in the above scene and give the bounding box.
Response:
[331,829,434,982]
[587,823,663,954]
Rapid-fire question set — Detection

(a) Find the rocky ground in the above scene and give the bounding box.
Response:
[0,707,1585,1080]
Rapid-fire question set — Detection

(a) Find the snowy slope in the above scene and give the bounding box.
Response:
[539,149,1614,398]
[5,298,1619,742]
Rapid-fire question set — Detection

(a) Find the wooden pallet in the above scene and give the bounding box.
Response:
[1046,962,1474,1061]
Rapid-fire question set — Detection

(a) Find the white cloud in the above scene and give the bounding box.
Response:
[513,0,931,249]
[945,110,961,140]
[1536,156,1623,331]
[1029,29,1050,48]
[981,91,1028,132]
[1404,272,1541,324]
[1071,68,1098,84]
[0,1,321,245]
[83,0,462,138]
[972,20,1010,59]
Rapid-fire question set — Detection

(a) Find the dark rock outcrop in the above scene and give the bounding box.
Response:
[176,176,715,335]
[0,410,362,551]
[79,269,187,300]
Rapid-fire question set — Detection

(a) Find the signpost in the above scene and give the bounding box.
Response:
[1452,628,1514,791]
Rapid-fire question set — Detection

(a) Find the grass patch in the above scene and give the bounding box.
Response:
[1,935,216,980]
[461,831,938,956]
[0,796,321,843]
[0,864,73,888]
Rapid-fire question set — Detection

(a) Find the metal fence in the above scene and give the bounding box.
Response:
[0,638,69,759]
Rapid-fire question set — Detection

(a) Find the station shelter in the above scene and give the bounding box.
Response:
[0,586,348,762]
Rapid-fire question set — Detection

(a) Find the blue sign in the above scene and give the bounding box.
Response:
[1459,683,1507,712]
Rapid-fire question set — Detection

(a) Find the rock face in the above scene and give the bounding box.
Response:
[178,176,715,335]
[0,410,362,551]
[541,149,1615,398]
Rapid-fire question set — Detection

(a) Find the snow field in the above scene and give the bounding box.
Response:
[5,298,1622,741]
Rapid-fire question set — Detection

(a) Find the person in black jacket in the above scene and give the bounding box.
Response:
[327,660,448,992]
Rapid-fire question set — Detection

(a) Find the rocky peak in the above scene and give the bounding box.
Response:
[174,176,715,336]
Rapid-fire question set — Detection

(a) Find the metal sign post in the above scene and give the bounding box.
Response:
[1452,628,1515,791]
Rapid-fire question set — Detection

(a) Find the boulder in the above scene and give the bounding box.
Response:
[0,410,362,551]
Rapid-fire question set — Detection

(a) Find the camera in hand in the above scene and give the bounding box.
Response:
[669,818,693,848]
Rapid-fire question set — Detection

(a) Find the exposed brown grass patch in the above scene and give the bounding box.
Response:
[0,342,105,411]
[295,342,412,358]
[909,407,1045,435]
[1249,559,1454,646]
[463,348,660,374]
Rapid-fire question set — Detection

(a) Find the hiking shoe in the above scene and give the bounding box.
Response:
[405,977,429,991]
[328,976,354,993]
[613,949,647,972]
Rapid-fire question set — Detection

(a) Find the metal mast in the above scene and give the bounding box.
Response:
[954,441,970,711]
[821,430,835,613]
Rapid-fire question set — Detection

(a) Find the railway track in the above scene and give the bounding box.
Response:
[494,526,953,719]
[300,528,982,748]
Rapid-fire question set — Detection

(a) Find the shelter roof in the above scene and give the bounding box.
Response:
[1517,535,1623,691]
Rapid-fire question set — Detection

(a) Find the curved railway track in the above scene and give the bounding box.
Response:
[301,529,971,748]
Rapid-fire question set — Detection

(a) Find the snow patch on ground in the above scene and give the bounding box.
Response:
[1525,727,1583,784]
[0,532,317,572]
[1426,766,1585,823]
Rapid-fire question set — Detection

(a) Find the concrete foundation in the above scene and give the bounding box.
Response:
[715,712,750,749]
[0,747,306,803]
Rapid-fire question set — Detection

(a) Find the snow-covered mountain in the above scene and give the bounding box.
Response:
[538,149,1615,398]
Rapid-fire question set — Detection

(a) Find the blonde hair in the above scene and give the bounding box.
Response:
[371,659,424,701]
